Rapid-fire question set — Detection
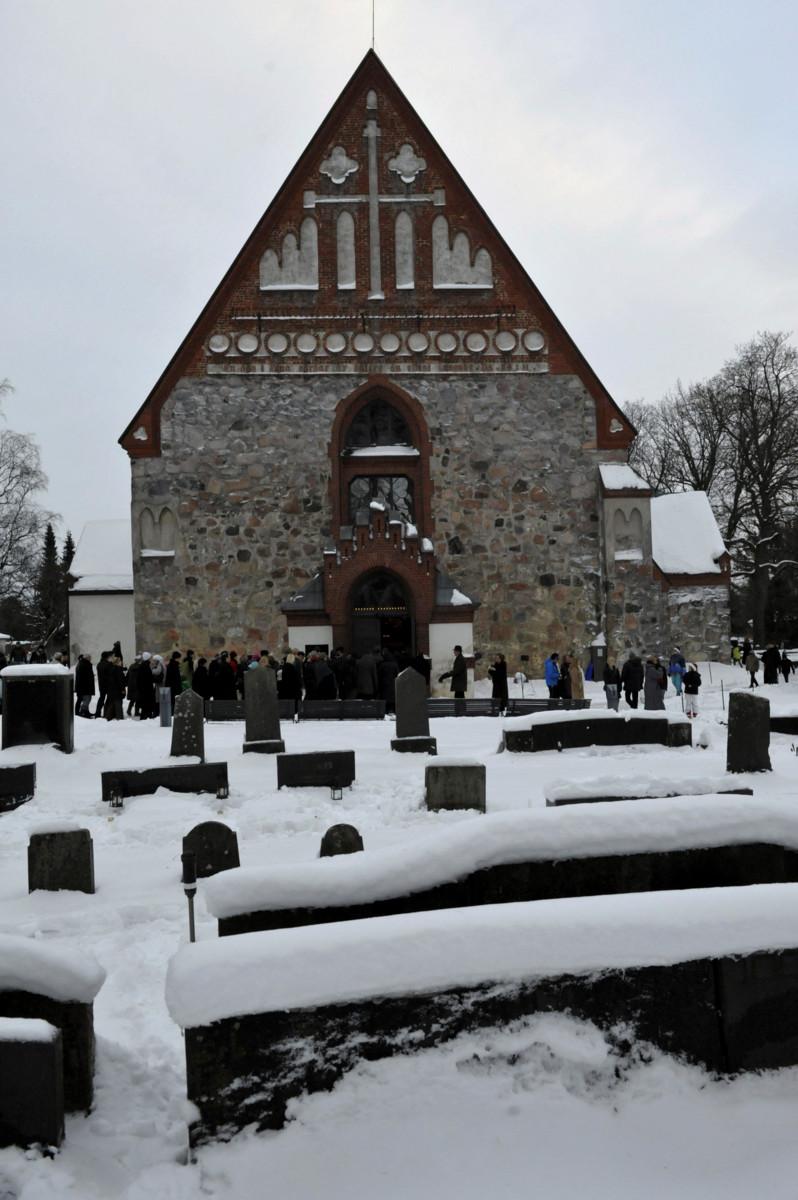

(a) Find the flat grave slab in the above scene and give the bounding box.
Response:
[503,711,691,752]
[101,762,229,806]
[0,763,36,814]
[545,779,755,806]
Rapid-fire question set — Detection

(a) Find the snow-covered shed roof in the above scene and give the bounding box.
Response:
[651,492,727,576]
[69,520,133,593]
[598,463,651,492]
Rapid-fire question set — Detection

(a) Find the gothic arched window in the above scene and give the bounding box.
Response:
[349,475,414,522]
[344,399,413,449]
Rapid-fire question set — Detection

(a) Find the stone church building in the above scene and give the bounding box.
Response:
[120,52,730,683]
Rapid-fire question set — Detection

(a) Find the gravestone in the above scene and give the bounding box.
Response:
[727,692,772,773]
[277,751,355,792]
[0,1018,64,1148]
[425,762,486,812]
[28,828,95,894]
[0,666,74,753]
[170,689,205,760]
[391,668,437,754]
[0,763,36,814]
[182,822,240,878]
[159,687,172,728]
[243,668,285,754]
[319,824,364,857]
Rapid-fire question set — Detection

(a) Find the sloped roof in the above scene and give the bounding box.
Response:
[69,520,133,593]
[651,492,727,576]
[119,50,635,458]
[599,463,651,493]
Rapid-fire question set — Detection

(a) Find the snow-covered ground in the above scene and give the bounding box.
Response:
[1,661,798,1198]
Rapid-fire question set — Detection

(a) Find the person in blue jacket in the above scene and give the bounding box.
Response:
[544,652,561,698]
[668,647,686,695]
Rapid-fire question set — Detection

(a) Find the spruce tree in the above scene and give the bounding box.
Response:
[35,523,64,643]
[61,530,75,573]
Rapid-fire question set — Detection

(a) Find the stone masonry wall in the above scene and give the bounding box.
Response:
[131,370,615,669]
[666,586,730,664]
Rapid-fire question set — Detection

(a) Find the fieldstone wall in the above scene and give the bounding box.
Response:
[132,370,613,666]
[666,585,730,663]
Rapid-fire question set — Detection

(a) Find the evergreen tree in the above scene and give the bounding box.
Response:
[34,523,65,644]
[61,530,75,573]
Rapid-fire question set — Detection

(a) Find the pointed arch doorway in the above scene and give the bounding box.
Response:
[350,570,414,658]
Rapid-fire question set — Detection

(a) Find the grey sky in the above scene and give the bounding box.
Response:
[1,0,796,543]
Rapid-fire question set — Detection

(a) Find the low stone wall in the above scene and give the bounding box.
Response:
[184,946,798,1144]
[504,715,691,752]
[217,840,798,936]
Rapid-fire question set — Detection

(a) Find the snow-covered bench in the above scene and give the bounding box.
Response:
[503,708,691,752]
[168,884,798,1143]
[204,795,798,936]
[0,934,105,1112]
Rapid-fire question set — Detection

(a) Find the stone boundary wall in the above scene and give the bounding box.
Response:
[217,840,798,936]
[184,946,798,1144]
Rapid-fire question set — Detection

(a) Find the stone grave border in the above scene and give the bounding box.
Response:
[101,763,229,807]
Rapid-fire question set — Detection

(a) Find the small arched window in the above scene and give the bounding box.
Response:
[344,399,413,450]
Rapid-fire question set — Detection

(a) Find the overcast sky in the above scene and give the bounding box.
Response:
[1,0,796,543]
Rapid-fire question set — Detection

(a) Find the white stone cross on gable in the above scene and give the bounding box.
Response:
[303,93,445,300]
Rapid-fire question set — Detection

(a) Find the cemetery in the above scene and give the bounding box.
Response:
[2,660,798,1195]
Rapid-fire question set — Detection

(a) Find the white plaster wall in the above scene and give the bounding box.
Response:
[429,621,474,697]
[286,624,334,655]
[68,593,136,664]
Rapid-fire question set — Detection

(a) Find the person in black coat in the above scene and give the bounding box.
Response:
[137,655,156,718]
[439,646,468,714]
[621,653,644,709]
[488,653,508,714]
[94,651,112,718]
[191,658,211,700]
[165,651,183,710]
[104,656,126,720]
[377,650,399,712]
[125,657,140,717]
[213,654,236,701]
[782,650,793,683]
[762,644,782,685]
[314,656,338,700]
[75,654,95,717]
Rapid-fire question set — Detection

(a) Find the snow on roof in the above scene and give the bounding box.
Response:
[169,882,798,1027]
[204,792,778,920]
[651,492,727,575]
[69,520,133,592]
[598,463,651,492]
[0,933,106,1003]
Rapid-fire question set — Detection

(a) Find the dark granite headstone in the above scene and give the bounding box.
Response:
[170,689,205,760]
[28,829,95,894]
[0,763,36,813]
[0,991,96,1113]
[319,824,364,857]
[425,763,486,811]
[0,1019,64,1148]
[0,668,74,753]
[243,668,285,754]
[101,762,229,805]
[391,668,437,754]
[182,822,240,878]
[276,751,355,790]
[727,692,772,773]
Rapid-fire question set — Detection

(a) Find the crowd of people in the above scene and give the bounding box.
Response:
[545,646,704,718]
[730,639,793,689]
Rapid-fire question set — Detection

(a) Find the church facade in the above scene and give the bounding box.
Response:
[120,52,730,682]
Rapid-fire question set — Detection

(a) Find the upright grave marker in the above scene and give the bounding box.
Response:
[319,824,364,857]
[0,1018,64,1148]
[182,822,240,878]
[243,668,285,754]
[28,827,95,895]
[0,665,74,754]
[425,761,486,812]
[727,692,772,773]
[170,690,205,760]
[391,668,437,755]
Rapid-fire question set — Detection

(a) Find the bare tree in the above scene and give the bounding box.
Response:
[0,382,52,606]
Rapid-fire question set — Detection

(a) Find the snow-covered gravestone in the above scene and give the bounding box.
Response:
[0,1018,64,1148]
[727,692,772,773]
[183,821,240,878]
[0,664,74,754]
[391,668,437,754]
[319,823,364,857]
[243,667,285,754]
[170,689,205,760]
[28,826,95,895]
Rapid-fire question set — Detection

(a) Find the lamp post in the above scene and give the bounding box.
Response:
[181,851,197,943]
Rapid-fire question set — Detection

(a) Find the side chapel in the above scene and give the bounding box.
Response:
[120,52,730,683]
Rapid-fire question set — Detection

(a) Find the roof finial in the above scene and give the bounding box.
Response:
[371,0,375,49]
